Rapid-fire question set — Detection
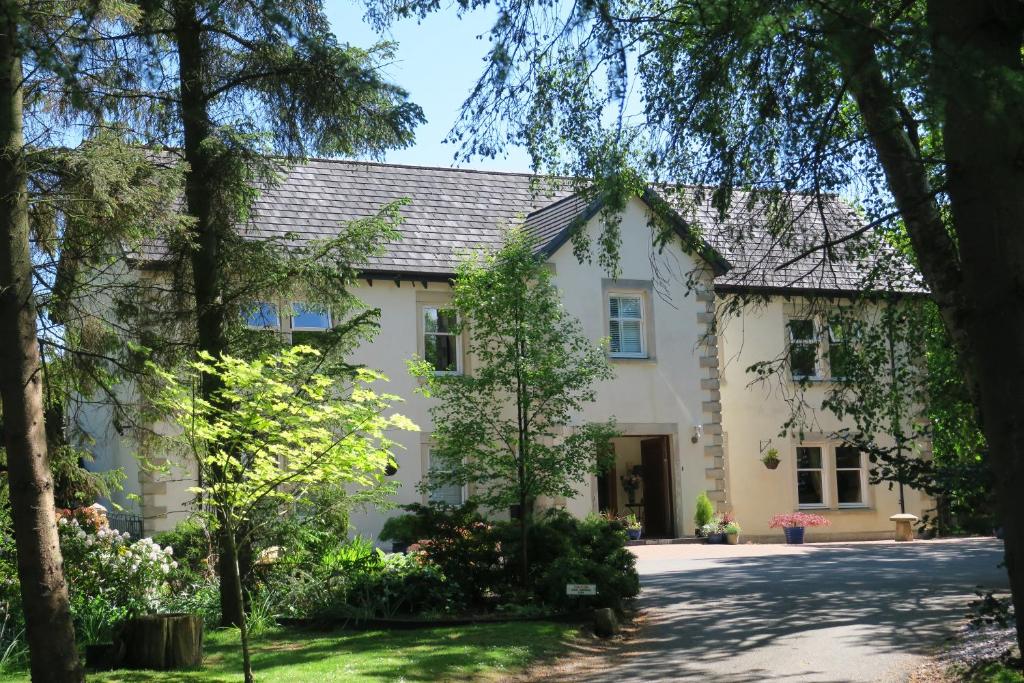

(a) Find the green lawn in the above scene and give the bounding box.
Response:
[964,662,1024,683]
[0,621,576,682]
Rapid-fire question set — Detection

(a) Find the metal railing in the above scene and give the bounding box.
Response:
[107,513,144,540]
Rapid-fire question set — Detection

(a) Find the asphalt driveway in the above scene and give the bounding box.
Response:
[568,538,1007,683]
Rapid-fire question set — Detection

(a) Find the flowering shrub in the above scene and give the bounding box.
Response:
[57,508,177,643]
[768,512,832,529]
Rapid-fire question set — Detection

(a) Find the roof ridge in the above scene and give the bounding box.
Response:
[300,156,581,181]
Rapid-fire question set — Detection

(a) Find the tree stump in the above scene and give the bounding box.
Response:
[116,613,203,670]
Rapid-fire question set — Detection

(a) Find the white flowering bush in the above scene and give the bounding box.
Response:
[57,511,178,644]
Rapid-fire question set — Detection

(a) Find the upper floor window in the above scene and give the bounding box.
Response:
[788,319,820,379]
[424,306,460,374]
[827,321,852,379]
[245,302,279,330]
[608,294,645,358]
[290,303,331,345]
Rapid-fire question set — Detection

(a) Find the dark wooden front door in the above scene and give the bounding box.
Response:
[596,462,617,514]
[641,437,674,538]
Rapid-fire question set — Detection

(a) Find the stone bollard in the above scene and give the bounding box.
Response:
[593,608,619,638]
[889,513,919,542]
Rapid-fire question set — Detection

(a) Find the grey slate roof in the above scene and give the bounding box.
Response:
[139,157,922,294]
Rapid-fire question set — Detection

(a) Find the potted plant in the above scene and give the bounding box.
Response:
[761,447,781,470]
[724,521,741,544]
[624,513,643,540]
[702,513,730,543]
[620,470,643,505]
[694,491,715,536]
[768,512,831,544]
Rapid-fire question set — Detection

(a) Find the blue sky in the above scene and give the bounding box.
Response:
[325,1,534,172]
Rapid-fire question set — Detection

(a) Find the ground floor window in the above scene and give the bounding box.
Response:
[796,444,868,509]
[796,446,825,507]
[427,451,464,506]
[835,446,866,506]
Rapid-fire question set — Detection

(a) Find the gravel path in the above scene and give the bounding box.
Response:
[522,538,1006,683]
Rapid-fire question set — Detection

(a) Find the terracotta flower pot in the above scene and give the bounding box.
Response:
[726,532,739,545]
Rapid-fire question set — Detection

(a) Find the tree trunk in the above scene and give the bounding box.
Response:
[117,613,203,670]
[0,6,83,680]
[224,527,254,683]
[828,1,1024,655]
[172,0,244,629]
[927,0,1024,655]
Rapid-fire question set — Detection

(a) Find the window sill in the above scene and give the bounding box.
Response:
[610,356,656,364]
[797,506,875,513]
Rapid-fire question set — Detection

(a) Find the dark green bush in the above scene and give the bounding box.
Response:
[268,536,464,620]
[152,519,214,585]
[493,509,639,610]
[387,505,639,612]
[380,503,506,604]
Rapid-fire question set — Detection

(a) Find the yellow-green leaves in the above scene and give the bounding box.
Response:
[152,346,417,531]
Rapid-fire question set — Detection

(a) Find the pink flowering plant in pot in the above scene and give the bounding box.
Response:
[768,512,831,544]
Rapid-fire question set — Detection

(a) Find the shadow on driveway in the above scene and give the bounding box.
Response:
[563,538,1006,683]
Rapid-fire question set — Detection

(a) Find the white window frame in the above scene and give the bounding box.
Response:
[795,444,828,509]
[422,305,462,375]
[608,292,647,359]
[834,446,868,508]
[245,302,280,331]
[788,318,821,380]
[827,321,851,380]
[289,302,332,332]
[426,450,466,507]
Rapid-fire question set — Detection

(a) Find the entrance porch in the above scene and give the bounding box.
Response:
[596,435,677,538]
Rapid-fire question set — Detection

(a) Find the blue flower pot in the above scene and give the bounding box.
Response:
[627,528,643,540]
[784,527,805,544]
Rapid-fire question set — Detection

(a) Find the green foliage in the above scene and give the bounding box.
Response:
[265,537,463,621]
[694,491,715,530]
[151,520,215,586]
[381,505,639,612]
[57,515,177,644]
[153,345,415,541]
[157,576,222,629]
[525,511,640,611]
[760,448,780,466]
[381,503,504,604]
[410,229,618,576]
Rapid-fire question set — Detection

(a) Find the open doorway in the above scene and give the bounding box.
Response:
[598,435,675,538]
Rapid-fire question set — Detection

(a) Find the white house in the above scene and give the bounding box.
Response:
[82,159,931,541]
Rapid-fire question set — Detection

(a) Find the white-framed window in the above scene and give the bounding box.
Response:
[828,320,852,379]
[787,319,819,379]
[427,450,464,507]
[423,306,460,374]
[290,303,331,331]
[835,446,866,507]
[796,445,826,507]
[245,302,280,330]
[608,293,645,358]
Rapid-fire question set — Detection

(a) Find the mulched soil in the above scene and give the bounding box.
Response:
[911,621,1020,682]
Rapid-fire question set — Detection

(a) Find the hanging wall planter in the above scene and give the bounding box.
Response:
[761,447,781,470]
